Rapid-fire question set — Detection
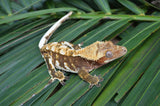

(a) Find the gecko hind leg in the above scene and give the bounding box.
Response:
[48,69,66,85]
[45,57,66,85]
[78,69,103,88]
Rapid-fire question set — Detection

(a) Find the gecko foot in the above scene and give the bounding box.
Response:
[59,76,69,85]
[89,83,101,88]
[48,71,68,86]
[97,75,104,82]
[88,75,103,88]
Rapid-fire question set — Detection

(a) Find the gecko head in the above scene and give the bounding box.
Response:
[95,41,127,64]
[75,41,127,63]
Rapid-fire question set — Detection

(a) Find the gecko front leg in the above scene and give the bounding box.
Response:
[44,56,66,85]
[78,69,103,88]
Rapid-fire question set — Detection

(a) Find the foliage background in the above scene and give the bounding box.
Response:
[0,0,160,105]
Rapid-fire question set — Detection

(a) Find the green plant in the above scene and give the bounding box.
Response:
[0,0,160,105]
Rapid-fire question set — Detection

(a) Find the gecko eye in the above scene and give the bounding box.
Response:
[106,51,113,58]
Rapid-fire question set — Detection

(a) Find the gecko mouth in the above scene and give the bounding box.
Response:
[104,58,115,63]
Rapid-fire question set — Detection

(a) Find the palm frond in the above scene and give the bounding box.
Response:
[0,0,160,105]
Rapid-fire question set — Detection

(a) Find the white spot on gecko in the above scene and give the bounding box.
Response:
[46,46,49,50]
[56,60,60,66]
[49,58,55,69]
[52,42,58,44]
[60,49,65,55]
[64,62,71,70]
[63,41,74,49]
[51,46,55,51]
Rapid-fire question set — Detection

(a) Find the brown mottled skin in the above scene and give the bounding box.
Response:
[39,12,127,88]
[40,41,127,87]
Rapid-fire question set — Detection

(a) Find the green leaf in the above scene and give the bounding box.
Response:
[72,12,160,21]
[74,18,131,45]
[11,0,45,14]
[140,0,160,11]
[15,78,57,106]
[122,21,160,52]
[0,18,50,45]
[118,22,154,44]
[0,1,160,105]
[0,0,12,15]
[29,83,57,105]
[122,54,160,105]
[0,8,77,24]
[0,65,49,106]
[118,0,145,15]
[94,0,111,14]
[52,18,100,42]
[0,36,42,89]
[64,0,94,12]
[115,30,160,102]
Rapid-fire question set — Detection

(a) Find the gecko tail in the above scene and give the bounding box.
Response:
[38,11,73,49]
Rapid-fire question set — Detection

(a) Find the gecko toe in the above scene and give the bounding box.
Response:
[97,75,104,82]
[99,77,104,82]
[60,80,65,85]
[96,83,101,87]
[65,76,69,80]
[48,78,54,84]
[89,84,94,88]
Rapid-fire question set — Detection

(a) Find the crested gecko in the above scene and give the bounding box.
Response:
[39,11,127,88]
